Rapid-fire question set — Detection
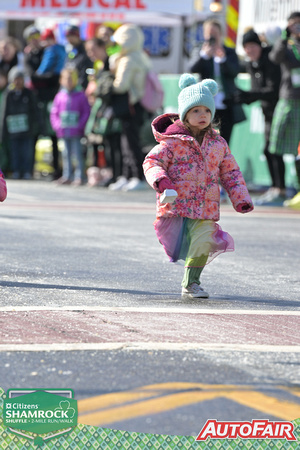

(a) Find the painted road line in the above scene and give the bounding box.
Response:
[223,390,300,421]
[79,389,164,413]
[0,343,299,352]
[77,383,300,425]
[78,381,292,412]
[0,306,299,315]
[79,391,223,426]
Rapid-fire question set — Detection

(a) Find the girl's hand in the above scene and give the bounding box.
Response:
[157,178,176,193]
[236,202,254,213]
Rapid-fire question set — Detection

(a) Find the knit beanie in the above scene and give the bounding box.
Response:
[8,67,24,84]
[242,29,261,47]
[178,74,218,121]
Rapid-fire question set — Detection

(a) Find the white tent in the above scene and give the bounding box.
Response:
[0,0,215,73]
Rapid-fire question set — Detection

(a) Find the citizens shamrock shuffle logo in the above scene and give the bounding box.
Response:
[3,389,78,446]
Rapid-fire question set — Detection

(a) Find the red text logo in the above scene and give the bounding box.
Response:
[196,420,297,441]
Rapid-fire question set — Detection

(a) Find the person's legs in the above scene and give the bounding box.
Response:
[121,104,145,181]
[22,137,34,178]
[107,133,122,182]
[62,138,72,180]
[9,137,21,178]
[181,220,211,298]
[72,137,85,182]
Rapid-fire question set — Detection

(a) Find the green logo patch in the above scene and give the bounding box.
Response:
[3,389,77,446]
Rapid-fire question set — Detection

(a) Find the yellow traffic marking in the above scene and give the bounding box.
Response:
[78,382,300,426]
[223,391,300,421]
[79,391,221,426]
[79,389,162,413]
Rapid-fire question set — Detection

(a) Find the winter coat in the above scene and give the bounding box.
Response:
[111,24,151,105]
[190,45,245,124]
[0,169,7,202]
[269,36,300,100]
[65,42,93,90]
[50,87,90,139]
[244,46,281,120]
[36,44,66,75]
[0,85,38,140]
[143,114,253,221]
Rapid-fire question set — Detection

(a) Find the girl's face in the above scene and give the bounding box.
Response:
[60,71,77,91]
[185,105,211,132]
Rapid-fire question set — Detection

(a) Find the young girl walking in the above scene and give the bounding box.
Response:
[50,67,90,185]
[143,74,254,299]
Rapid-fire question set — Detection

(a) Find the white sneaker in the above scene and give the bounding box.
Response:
[108,176,128,191]
[122,177,147,191]
[181,283,209,299]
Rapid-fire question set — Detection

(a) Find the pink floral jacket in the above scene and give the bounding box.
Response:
[143,113,253,221]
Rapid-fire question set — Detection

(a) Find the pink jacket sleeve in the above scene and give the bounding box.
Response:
[0,173,7,202]
[219,145,253,212]
[143,141,173,192]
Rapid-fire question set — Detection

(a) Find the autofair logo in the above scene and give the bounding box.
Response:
[196,420,297,441]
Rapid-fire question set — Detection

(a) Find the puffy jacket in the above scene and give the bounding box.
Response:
[269,36,300,100]
[111,24,151,105]
[0,86,38,140]
[36,44,66,75]
[50,87,90,138]
[143,113,253,221]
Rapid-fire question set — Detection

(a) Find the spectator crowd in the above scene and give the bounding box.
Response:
[0,13,300,207]
[0,22,154,191]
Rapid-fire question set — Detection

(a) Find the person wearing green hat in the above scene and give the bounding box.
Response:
[143,74,253,299]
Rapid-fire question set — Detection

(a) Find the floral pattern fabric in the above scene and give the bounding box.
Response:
[143,113,253,221]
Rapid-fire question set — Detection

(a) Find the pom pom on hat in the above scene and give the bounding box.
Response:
[201,78,218,96]
[178,76,218,121]
[179,73,197,90]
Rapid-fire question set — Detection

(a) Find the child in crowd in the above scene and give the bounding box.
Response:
[50,67,90,185]
[143,74,254,299]
[0,67,38,179]
[0,169,7,201]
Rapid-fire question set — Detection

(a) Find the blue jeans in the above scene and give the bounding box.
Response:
[9,136,33,176]
[62,137,84,180]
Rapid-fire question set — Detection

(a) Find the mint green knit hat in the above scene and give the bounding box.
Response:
[178,74,218,121]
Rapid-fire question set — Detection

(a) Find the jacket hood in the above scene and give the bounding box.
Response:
[152,113,193,143]
[113,24,144,54]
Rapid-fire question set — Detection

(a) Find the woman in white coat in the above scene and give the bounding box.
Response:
[109,23,151,191]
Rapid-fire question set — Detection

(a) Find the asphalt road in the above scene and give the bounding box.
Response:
[0,179,299,437]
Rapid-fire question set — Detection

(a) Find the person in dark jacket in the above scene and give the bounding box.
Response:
[269,11,300,204]
[189,18,245,144]
[23,25,44,82]
[0,67,38,179]
[234,29,283,205]
[64,25,93,90]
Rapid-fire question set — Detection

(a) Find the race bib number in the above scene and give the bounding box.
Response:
[60,111,79,128]
[291,68,300,88]
[6,114,29,133]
